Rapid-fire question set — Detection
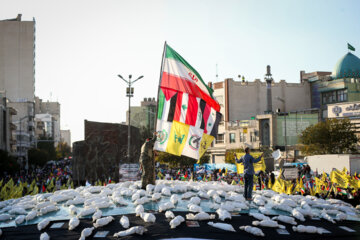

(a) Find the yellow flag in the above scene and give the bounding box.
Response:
[166,121,190,156]
[321,172,327,182]
[31,185,39,195]
[199,134,214,158]
[285,180,293,195]
[315,177,327,195]
[272,178,285,193]
[330,169,347,188]
[235,152,266,174]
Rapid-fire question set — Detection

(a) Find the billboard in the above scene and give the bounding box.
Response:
[328,102,360,118]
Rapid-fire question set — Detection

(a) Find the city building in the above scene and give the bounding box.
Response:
[0,92,17,154]
[72,120,141,184]
[126,97,156,134]
[60,130,71,147]
[34,113,54,139]
[207,66,312,163]
[0,14,35,102]
[301,52,360,119]
[301,51,360,142]
[0,14,36,165]
[34,96,61,146]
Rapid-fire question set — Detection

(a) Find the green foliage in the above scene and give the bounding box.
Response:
[56,142,72,159]
[299,118,358,155]
[28,148,48,167]
[198,154,210,165]
[37,136,56,160]
[0,150,20,175]
[225,148,244,164]
[156,152,197,168]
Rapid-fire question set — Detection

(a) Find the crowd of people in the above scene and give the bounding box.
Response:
[0,159,73,200]
[155,163,360,207]
[1,156,360,208]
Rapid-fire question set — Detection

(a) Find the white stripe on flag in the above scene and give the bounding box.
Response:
[194,97,202,128]
[206,108,216,134]
[163,58,210,95]
[182,126,204,160]
[180,93,189,123]
[160,94,171,122]
[154,120,172,152]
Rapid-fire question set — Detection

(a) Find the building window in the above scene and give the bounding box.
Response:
[239,132,246,142]
[322,89,348,104]
[337,89,347,102]
[250,132,256,142]
[216,134,224,144]
[229,133,235,143]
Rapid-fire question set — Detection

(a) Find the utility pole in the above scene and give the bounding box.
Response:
[118,74,143,162]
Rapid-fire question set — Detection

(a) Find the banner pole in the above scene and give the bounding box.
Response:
[154,41,167,133]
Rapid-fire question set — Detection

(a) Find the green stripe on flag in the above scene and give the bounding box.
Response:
[165,44,214,98]
[157,88,165,119]
[348,43,355,51]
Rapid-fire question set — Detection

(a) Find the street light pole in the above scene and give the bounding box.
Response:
[118,74,143,163]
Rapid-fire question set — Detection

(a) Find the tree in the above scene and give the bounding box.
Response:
[156,152,197,168]
[28,148,48,167]
[37,136,56,160]
[56,142,72,159]
[299,118,358,155]
[0,150,20,176]
[198,154,210,165]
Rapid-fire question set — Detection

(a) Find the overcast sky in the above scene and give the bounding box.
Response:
[1,0,360,143]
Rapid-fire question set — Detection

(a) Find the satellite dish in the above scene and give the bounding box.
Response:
[272,149,281,160]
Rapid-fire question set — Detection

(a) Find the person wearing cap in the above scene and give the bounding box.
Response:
[234,147,263,201]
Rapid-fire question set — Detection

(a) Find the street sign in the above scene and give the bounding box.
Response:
[281,167,298,180]
[243,128,248,134]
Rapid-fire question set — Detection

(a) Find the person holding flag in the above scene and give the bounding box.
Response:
[234,147,263,201]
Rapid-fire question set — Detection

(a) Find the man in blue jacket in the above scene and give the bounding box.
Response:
[234,147,263,201]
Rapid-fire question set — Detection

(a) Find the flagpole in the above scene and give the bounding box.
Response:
[154,41,167,132]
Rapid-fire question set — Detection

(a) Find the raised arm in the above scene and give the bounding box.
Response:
[234,153,242,164]
[252,153,263,163]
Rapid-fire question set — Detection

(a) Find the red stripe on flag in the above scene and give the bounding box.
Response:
[173,92,183,122]
[185,95,198,126]
[202,104,211,133]
[161,72,220,112]
[162,87,178,101]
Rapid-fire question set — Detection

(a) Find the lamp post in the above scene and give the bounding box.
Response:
[276,96,288,162]
[118,74,143,162]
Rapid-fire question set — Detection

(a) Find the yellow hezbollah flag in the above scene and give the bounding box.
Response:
[315,177,328,195]
[198,133,214,159]
[285,180,293,195]
[272,177,285,193]
[166,121,190,156]
[330,169,347,188]
[235,152,266,174]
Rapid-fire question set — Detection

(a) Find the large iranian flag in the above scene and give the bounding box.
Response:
[154,43,222,160]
